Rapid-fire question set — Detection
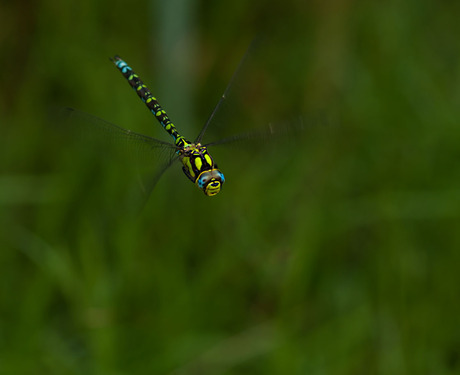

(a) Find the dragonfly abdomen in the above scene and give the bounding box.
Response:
[111,56,188,148]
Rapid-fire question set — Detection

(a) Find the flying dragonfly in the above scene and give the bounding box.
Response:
[113,55,228,196]
[64,44,306,199]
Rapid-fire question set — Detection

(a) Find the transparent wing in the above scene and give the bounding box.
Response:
[195,37,334,152]
[194,39,259,144]
[61,107,178,154]
[124,153,181,214]
[57,107,180,207]
[138,153,180,197]
[203,113,331,151]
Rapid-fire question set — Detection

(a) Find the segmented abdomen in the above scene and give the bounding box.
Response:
[111,56,188,148]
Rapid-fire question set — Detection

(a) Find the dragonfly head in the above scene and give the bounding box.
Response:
[196,169,225,196]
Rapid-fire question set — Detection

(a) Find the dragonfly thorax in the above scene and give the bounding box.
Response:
[178,143,225,196]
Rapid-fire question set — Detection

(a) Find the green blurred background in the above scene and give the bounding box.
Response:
[1,0,460,374]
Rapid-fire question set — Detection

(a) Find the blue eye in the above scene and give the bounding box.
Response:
[197,175,209,189]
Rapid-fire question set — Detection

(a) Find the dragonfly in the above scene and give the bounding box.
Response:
[64,44,304,199]
[111,55,227,196]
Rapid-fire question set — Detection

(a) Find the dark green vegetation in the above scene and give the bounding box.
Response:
[1,0,460,374]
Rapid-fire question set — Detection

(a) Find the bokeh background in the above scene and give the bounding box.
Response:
[1,0,460,374]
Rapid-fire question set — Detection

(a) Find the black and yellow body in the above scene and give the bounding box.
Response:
[111,56,225,196]
[178,143,225,196]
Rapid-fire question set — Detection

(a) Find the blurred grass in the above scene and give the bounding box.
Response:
[1,0,460,374]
